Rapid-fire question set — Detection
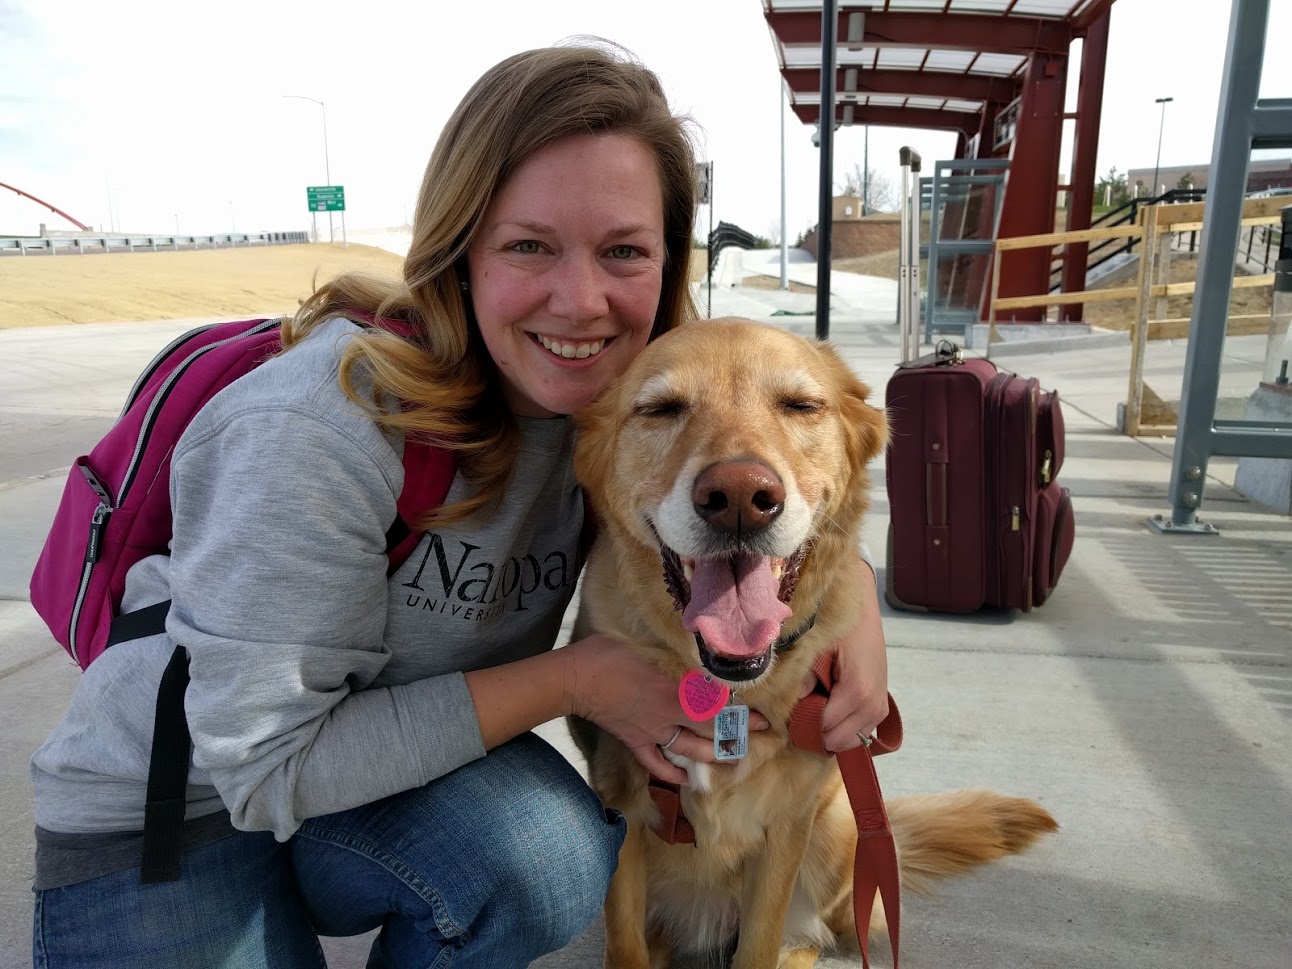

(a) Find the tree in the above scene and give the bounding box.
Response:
[1176,171,1196,191]
[1095,166,1132,209]
[836,162,899,214]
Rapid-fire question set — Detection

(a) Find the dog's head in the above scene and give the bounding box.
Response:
[574,318,887,687]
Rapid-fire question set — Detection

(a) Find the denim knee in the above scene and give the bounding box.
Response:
[487,764,625,949]
[293,733,625,964]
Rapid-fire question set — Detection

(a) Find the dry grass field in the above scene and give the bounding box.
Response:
[0,244,722,329]
[0,243,404,328]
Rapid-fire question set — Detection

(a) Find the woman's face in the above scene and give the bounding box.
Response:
[467,132,667,418]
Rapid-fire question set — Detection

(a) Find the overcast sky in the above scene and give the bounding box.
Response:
[2,0,1289,240]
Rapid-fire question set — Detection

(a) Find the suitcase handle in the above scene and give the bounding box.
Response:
[897,340,964,370]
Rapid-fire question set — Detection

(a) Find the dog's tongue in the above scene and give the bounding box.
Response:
[682,553,791,658]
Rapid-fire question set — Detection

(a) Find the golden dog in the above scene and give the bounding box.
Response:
[568,319,1056,969]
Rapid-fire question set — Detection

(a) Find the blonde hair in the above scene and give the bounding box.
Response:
[281,42,700,525]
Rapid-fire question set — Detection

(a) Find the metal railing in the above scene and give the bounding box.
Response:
[0,231,309,256]
[1047,188,1206,289]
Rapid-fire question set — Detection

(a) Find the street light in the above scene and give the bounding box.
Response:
[283,94,332,243]
[1152,96,1174,200]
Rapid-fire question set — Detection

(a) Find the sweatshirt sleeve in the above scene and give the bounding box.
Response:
[167,404,486,841]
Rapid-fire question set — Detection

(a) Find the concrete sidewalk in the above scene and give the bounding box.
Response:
[2,295,1290,968]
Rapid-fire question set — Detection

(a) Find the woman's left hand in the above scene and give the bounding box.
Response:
[801,555,889,753]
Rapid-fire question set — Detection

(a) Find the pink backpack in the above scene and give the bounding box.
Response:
[28,316,456,881]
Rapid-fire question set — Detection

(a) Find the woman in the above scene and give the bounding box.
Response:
[30,42,889,968]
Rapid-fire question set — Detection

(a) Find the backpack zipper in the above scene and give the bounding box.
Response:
[69,464,116,665]
[116,318,281,506]
[118,322,223,420]
[68,318,282,663]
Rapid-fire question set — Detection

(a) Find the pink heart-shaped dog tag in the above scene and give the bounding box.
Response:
[679,669,730,721]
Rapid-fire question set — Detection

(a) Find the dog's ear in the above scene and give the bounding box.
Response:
[572,388,620,509]
[823,347,888,479]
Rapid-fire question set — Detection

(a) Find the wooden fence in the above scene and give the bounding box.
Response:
[986,196,1282,436]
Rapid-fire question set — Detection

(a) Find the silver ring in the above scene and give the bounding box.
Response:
[857,730,874,748]
[660,726,683,751]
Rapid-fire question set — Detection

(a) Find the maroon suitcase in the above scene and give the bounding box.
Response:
[884,344,1074,613]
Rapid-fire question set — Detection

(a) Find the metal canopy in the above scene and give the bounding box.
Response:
[765,0,1118,329]
[765,0,1115,132]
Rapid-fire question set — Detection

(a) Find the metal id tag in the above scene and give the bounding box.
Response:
[713,703,750,761]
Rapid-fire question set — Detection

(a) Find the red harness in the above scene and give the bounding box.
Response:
[648,652,904,969]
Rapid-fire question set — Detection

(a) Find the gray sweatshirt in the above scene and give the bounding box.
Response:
[30,317,583,859]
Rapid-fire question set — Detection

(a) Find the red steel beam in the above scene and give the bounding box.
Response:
[792,102,979,134]
[767,10,1072,55]
[1059,5,1111,321]
[0,180,90,231]
[781,68,1018,104]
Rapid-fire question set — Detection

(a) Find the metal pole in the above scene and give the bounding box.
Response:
[862,125,869,216]
[322,101,334,245]
[780,84,789,291]
[706,164,714,319]
[815,0,838,340]
[284,95,333,245]
[1161,0,1268,529]
[1152,96,1173,198]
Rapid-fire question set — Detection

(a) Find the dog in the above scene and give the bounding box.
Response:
[568,318,1057,969]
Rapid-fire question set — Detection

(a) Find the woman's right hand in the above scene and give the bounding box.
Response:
[560,633,714,785]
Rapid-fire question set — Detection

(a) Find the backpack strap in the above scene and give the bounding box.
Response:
[385,437,457,574]
[130,435,457,883]
[139,644,193,883]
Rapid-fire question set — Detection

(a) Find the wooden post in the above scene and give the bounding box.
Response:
[1125,206,1159,437]
[988,242,1003,337]
[1154,227,1173,322]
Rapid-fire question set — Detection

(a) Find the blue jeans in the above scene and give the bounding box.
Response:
[33,733,625,968]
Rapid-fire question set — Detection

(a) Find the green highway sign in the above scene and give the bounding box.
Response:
[307,185,345,212]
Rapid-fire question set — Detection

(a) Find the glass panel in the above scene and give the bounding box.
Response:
[923,49,978,72]
[971,53,1027,76]
[1009,0,1081,17]
[930,250,993,322]
[934,180,1003,241]
[876,47,928,68]
[946,0,1013,11]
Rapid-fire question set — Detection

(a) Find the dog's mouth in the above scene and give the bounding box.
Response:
[658,533,808,682]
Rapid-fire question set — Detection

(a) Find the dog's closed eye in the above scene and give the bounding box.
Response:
[635,397,689,419]
[779,397,826,415]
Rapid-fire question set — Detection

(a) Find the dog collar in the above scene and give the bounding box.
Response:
[773,612,817,653]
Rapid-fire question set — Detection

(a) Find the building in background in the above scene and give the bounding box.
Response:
[1127,157,1292,196]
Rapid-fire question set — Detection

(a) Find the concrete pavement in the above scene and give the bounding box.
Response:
[2,286,1290,968]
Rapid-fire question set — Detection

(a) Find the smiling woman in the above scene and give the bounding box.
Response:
[466,132,665,418]
[27,39,891,969]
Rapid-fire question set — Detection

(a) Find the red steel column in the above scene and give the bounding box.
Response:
[1059,9,1112,322]
[991,51,1069,323]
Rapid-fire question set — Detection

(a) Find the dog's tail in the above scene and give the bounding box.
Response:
[886,789,1058,898]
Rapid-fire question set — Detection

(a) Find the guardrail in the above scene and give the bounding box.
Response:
[0,231,309,255]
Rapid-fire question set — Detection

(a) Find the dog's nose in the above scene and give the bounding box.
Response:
[692,460,785,534]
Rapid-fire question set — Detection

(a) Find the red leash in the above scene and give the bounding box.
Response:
[648,652,903,967]
[789,652,903,969]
